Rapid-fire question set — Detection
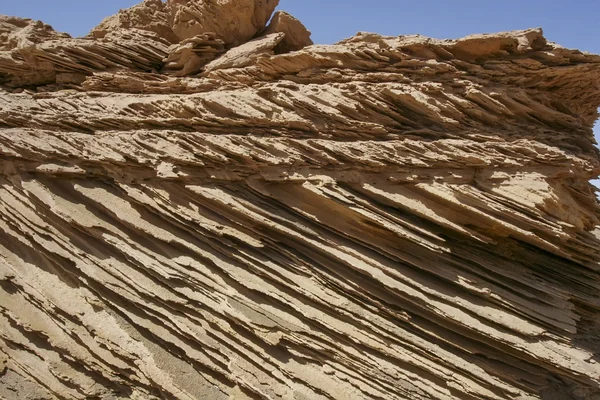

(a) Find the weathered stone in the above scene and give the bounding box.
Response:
[162,32,226,76]
[90,0,280,47]
[202,32,285,73]
[262,11,313,53]
[169,0,280,46]
[0,23,170,86]
[0,15,71,50]
[90,0,176,42]
[1,2,600,400]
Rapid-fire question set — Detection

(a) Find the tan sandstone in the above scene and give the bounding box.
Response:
[0,1,600,400]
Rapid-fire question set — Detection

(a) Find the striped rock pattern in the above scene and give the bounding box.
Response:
[1,2,600,399]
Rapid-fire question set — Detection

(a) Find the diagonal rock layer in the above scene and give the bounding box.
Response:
[0,1,600,399]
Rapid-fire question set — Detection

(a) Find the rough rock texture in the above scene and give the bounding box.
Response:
[91,0,280,46]
[0,15,170,87]
[163,32,226,76]
[1,2,600,399]
[262,11,314,54]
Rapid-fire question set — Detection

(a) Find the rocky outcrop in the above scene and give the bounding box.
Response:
[1,1,600,399]
[91,0,280,46]
[0,0,310,87]
[163,32,226,76]
[0,15,171,87]
[262,11,314,53]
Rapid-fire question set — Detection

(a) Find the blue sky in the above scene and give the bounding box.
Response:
[2,0,599,186]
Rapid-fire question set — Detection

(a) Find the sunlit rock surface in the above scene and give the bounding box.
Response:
[1,2,600,399]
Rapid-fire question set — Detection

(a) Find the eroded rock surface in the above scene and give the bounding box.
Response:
[91,0,280,46]
[262,11,314,53]
[1,2,600,399]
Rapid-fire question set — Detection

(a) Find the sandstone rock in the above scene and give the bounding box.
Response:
[0,15,71,51]
[169,0,280,46]
[163,32,226,76]
[0,22,170,86]
[262,11,313,53]
[1,4,600,400]
[90,0,280,47]
[0,1,308,86]
[202,32,285,73]
[90,0,177,42]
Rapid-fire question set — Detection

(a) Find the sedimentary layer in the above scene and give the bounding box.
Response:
[1,2,600,399]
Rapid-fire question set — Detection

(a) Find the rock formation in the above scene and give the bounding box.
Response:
[1,1,600,399]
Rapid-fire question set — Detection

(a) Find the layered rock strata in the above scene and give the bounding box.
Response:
[1,2,600,399]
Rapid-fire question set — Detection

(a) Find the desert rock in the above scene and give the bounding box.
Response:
[0,2,600,400]
[163,32,227,76]
[262,11,313,53]
[91,0,280,47]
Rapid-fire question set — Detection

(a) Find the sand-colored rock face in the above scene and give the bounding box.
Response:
[1,1,600,399]
[263,11,314,53]
[91,0,280,46]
